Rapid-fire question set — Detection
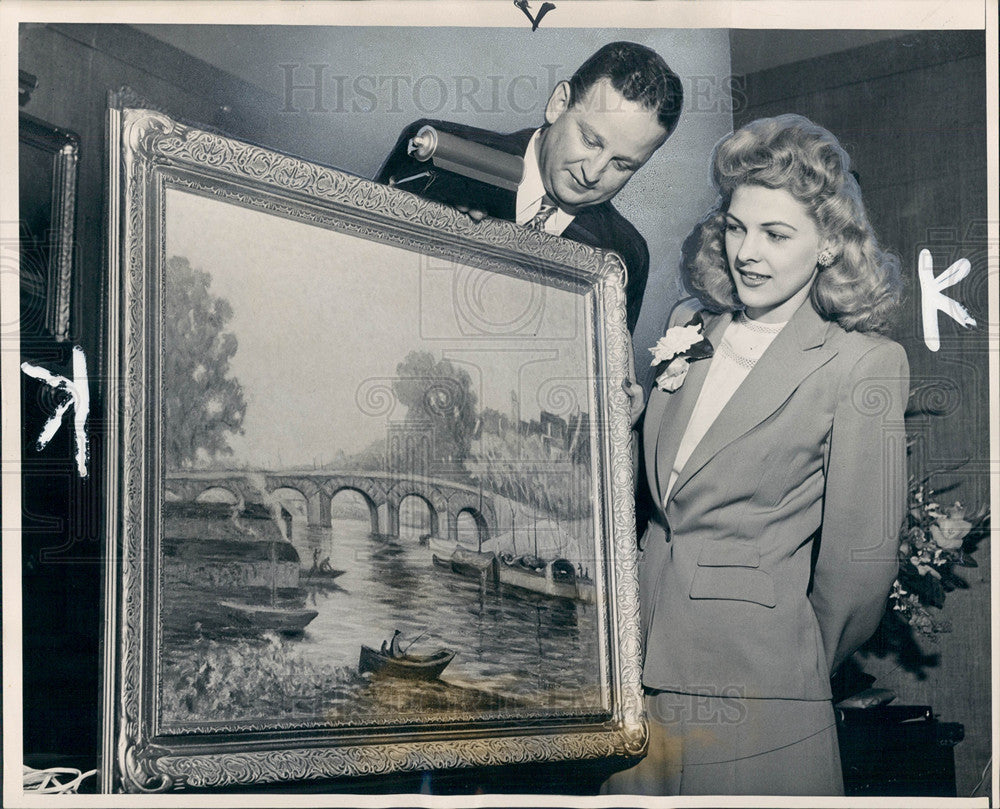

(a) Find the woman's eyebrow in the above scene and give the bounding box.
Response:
[761,220,798,231]
[726,212,799,232]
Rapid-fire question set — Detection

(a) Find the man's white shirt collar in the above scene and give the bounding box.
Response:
[515,129,575,236]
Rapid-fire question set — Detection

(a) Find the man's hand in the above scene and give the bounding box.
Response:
[622,379,645,428]
[454,203,487,222]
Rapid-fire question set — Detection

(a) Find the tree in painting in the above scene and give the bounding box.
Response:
[392,351,477,468]
[468,431,592,521]
[163,255,247,469]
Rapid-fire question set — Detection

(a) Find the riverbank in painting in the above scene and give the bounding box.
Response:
[158,513,603,732]
[162,631,522,729]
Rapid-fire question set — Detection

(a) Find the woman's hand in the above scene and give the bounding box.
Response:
[622,379,646,428]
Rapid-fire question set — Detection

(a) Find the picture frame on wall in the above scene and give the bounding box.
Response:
[18,112,78,342]
[100,105,645,791]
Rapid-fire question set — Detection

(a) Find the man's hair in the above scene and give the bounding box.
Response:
[568,41,684,136]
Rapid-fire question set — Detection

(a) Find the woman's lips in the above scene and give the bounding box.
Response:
[737,267,770,287]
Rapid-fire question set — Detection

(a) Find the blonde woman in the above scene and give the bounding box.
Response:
[608,114,908,796]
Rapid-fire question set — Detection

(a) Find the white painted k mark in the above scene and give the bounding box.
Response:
[917,248,977,352]
[21,346,90,478]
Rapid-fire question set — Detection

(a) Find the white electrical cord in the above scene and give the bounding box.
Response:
[970,755,992,797]
[22,765,97,794]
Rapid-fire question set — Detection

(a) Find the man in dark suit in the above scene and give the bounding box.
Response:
[375,41,684,334]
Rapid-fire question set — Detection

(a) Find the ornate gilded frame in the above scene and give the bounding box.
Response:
[101,107,644,792]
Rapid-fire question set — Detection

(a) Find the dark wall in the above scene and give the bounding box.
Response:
[736,30,989,511]
[734,30,990,796]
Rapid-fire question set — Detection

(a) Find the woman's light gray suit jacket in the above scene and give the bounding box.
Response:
[639,299,909,701]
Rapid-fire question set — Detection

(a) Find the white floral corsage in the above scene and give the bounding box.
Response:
[650,312,714,392]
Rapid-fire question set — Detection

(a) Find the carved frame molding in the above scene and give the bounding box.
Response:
[102,108,644,792]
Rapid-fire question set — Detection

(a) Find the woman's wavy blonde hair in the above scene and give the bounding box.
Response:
[683,114,902,334]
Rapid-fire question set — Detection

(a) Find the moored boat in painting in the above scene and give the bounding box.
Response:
[358,645,456,680]
[219,600,319,635]
[161,500,314,634]
[498,554,584,601]
[218,525,319,634]
[497,552,545,592]
[431,541,594,602]
[547,558,579,600]
[450,546,498,579]
[432,547,498,581]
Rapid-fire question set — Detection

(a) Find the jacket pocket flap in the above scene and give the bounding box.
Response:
[697,541,759,568]
[690,565,776,608]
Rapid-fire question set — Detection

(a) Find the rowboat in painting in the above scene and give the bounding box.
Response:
[214,520,320,634]
[218,600,318,635]
[358,645,456,680]
[301,567,346,588]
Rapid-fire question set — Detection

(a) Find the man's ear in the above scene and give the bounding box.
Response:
[544,81,572,126]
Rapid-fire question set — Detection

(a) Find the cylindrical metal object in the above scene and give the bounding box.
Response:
[406,125,524,192]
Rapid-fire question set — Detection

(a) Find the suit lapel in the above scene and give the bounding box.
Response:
[491,129,531,220]
[667,302,838,504]
[495,186,517,220]
[646,311,729,508]
[563,211,603,248]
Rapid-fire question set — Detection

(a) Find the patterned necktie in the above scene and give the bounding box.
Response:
[527,201,557,232]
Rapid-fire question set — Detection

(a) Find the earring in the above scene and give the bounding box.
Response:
[817,249,836,268]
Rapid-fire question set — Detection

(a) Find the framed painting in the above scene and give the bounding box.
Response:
[18,112,78,341]
[101,106,643,791]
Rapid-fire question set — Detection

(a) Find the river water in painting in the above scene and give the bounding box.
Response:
[159,504,604,731]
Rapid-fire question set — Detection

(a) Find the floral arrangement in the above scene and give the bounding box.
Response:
[650,312,714,392]
[889,476,988,639]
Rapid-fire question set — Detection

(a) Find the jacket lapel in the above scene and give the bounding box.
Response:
[666,302,838,504]
[646,311,728,509]
[563,211,604,248]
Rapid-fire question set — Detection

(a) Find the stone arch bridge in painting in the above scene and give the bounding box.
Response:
[164,470,497,546]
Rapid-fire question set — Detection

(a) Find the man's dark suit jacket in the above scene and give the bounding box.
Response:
[375,118,650,334]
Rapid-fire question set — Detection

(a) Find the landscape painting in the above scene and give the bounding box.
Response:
[160,188,604,729]
[104,108,643,790]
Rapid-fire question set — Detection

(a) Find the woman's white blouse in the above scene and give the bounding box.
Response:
[664,313,788,504]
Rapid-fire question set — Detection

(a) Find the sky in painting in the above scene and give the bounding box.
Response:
[165,188,594,469]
